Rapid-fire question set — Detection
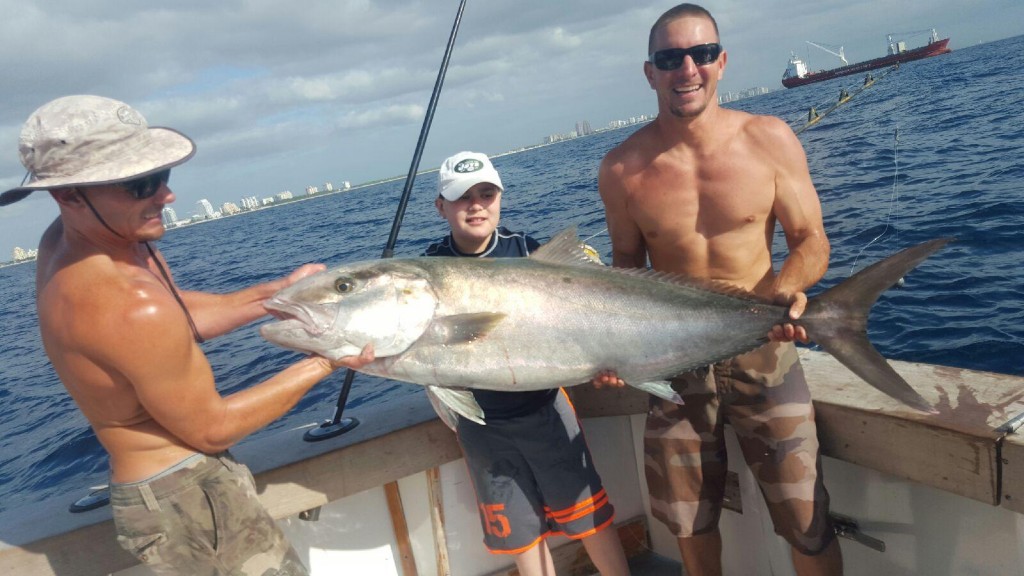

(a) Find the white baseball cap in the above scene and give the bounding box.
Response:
[437,151,503,201]
[1,95,195,206]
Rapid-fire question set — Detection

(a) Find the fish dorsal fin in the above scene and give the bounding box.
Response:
[532,225,770,304]
[531,226,602,267]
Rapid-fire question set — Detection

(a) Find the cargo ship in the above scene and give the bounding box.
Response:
[782,28,951,88]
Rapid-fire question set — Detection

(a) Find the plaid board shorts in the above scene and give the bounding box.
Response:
[456,389,616,554]
[110,451,307,575]
[644,341,836,555]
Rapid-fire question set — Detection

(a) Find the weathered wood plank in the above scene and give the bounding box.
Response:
[385,481,418,576]
[801,350,1024,505]
[426,467,452,576]
[254,417,462,519]
[998,433,1024,514]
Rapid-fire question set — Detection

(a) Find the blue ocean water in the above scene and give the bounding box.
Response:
[0,35,1021,517]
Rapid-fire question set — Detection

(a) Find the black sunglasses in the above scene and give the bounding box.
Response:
[122,169,171,200]
[649,43,723,70]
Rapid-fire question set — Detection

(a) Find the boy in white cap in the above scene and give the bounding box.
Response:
[2,95,372,575]
[425,151,630,575]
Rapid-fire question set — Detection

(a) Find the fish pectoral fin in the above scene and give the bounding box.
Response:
[630,380,684,405]
[428,386,486,425]
[429,313,506,345]
[425,387,461,430]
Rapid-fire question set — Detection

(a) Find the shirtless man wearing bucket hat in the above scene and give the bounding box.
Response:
[2,95,373,575]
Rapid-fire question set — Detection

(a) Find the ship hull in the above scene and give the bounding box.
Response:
[783,38,951,88]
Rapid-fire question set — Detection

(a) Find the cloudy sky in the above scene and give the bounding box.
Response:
[1,0,1020,257]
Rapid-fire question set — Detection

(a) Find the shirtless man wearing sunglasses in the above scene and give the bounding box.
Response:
[1,95,373,575]
[597,4,843,575]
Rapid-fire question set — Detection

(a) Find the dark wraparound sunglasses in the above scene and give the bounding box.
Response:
[122,169,171,199]
[649,43,723,70]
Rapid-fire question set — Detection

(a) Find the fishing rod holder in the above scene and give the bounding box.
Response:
[304,417,360,442]
[304,369,360,442]
[69,485,110,513]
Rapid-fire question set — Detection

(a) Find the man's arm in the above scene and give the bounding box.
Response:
[598,153,648,269]
[175,261,325,340]
[102,285,371,453]
[761,117,830,341]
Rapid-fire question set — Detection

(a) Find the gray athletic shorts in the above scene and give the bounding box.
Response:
[110,451,307,575]
[456,389,616,554]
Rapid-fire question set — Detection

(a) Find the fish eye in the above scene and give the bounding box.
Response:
[334,277,356,293]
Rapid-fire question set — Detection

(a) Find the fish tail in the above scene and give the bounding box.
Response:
[801,238,953,413]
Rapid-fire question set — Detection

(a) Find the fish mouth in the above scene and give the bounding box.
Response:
[264,298,325,336]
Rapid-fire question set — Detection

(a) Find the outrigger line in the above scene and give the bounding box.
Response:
[794,64,897,135]
[848,61,907,275]
[849,124,903,276]
[304,0,470,442]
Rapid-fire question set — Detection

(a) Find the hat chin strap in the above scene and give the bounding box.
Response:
[77,189,126,239]
[76,189,204,343]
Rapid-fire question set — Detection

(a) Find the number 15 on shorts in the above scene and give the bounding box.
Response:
[480,503,511,538]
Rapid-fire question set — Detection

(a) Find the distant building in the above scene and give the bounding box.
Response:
[605,113,654,131]
[324,182,334,192]
[719,87,772,103]
[277,191,294,202]
[12,247,37,262]
[262,197,275,206]
[305,185,318,195]
[161,206,178,227]
[196,199,217,219]
[341,181,351,190]
[575,120,593,136]
[220,202,241,216]
[241,196,261,210]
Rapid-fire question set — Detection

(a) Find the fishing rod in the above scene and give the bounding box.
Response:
[305,0,469,441]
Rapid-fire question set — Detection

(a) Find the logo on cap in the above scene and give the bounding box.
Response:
[117,105,143,126]
[454,159,484,174]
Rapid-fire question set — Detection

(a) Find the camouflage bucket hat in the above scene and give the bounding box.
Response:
[0,95,195,206]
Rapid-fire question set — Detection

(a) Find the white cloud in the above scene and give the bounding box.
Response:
[336,104,425,130]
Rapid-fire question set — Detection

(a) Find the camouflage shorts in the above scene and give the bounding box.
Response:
[110,451,307,575]
[644,342,835,555]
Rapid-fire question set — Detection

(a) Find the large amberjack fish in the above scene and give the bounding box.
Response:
[261,228,950,423]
